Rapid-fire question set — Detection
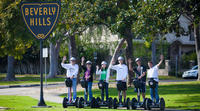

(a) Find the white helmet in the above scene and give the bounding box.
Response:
[118,56,124,61]
[101,61,107,65]
[86,61,92,64]
[135,58,140,62]
[70,57,76,61]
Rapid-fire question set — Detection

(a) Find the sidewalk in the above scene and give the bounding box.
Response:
[0,82,64,89]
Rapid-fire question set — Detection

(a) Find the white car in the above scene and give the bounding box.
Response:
[182,65,198,79]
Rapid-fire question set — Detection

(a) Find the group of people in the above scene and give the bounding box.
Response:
[61,55,164,105]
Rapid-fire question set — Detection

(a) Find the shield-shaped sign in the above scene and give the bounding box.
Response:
[21,2,60,40]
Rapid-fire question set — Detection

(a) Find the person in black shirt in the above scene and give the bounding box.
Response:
[128,58,147,103]
[81,57,95,103]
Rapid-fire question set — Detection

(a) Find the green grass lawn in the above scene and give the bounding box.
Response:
[0,81,200,110]
[0,74,65,85]
[60,81,200,110]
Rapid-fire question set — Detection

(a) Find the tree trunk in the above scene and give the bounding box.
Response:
[70,35,78,58]
[5,56,16,81]
[48,40,61,78]
[151,40,156,66]
[108,38,126,67]
[194,22,200,81]
[69,35,80,82]
[125,28,134,87]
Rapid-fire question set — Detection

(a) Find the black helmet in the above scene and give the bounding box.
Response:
[65,78,72,87]
[148,78,156,88]
[133,78,142,89]
[80,79,88,88]
[98,80,106,89]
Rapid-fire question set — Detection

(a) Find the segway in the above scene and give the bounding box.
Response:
[145,78,165,111]
[113,81,131,110]
[94,80,113,108]
[62,78,79,108]
[131,78,147,110]
[77,79,97,108]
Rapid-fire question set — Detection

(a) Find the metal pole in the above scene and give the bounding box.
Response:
[38,40,46,106]
[45,57,47,88]
[175,55,178,78]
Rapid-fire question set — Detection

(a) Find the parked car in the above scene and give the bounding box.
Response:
[182,65,198,79]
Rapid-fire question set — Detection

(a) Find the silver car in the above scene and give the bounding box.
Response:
[182,65,198,79]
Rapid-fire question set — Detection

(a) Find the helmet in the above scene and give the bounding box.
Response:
[80,79,88,88]
[70,57,76,61]
[86,61,92,64]
[135,58,140,62]
[148,78,156,88]
[65,78,72,87]
[133,78,142,88]
[98,80,106,89]
[118,56,124,61]
[101,61,107,65]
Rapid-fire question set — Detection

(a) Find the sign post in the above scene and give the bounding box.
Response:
[43,48,48,88]
[21,1,60,107]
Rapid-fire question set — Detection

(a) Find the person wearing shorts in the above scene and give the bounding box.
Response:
[61,56,79,103]
[110,56,128,103]
[128,58,147,103]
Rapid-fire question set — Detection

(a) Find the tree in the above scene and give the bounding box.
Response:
[133,0,200,80]
[90,0,141,86]
[0,0,33,81]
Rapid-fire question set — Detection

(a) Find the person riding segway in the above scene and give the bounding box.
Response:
[110,56,131,110]
[61,56,79,108]
[145,55,165,111]
[78,57,96,108]
[96,61,113,108]
[128,58,147,109]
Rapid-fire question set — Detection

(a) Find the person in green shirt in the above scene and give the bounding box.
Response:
[96,61,110,102]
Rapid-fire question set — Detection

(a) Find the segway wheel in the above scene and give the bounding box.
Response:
[75,97,79,108]
[145,98,151,110]
[96,97,101,104]
[90,97,96,108]
[108,97,113,108]
[78,97,84,108]
[126,97,131,110]
[62,97,68,108]
[160,98,165,111]
[113,98,118,109]
[95,97,100,108]
[131,98,137,110]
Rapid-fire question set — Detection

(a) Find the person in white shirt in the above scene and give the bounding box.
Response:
[61,56,79,103]
[147,55,164,104]
[110,56,128,103]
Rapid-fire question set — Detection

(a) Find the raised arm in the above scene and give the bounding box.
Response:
[61,56,71,69]
[62,56,66,64]
[96,65,101,75]
[81,57,86,70]
[156,55,164,68]
[110,60,118,70]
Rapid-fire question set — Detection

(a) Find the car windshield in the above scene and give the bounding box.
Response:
[192,66,198,70]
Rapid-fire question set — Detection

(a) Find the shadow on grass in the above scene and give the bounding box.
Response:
[60,82,200,110]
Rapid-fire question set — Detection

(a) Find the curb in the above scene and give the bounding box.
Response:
[0,83,64,89]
